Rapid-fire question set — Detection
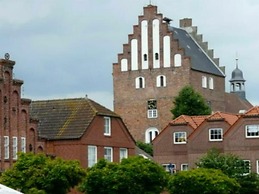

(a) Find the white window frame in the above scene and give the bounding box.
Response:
[209,128,223,141]
[162,163,176,173]
[12,137,18,160]
[104,147,113,162]
[181,164,188,171]
[174,54,182,67]
[156,75,166,87]
[104,117,111,136]
[119,148,128,162]
[4,136,9,159]
[135,77,145,89]
[174,132,187,144]
[245,125,259,138]
[88,145,97,167]
[243,160,251,175]
[209,77,214,89]
[147,109,158,118]
[145,128,159,143]
[257,160,259,174]
[21,137,26,153]
[202,76,207,88]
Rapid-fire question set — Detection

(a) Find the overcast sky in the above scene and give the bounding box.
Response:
[0,0,258,110]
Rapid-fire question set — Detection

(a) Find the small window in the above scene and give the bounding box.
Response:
[135,77,145,89]
[174,54,182,67]
[145,128,159,143]
[104,117,111,136]
[155,53,159,60]
[156,75,166,87]
[162,163,176,174]
[246,125,259,138]
[209,77,214,89]
[202,76,207,88]
[21,137,26,153]
[209,128,223,141]
[12,137,18,160]
[119,148,128,162]
[88,145,97,167]
[181,164,188,171]
[243,160,251,174]
[144,54,147,61]
[174,132,187,144]
[4,136,9,159]
[104,147,113,162]
[147,100,158,119]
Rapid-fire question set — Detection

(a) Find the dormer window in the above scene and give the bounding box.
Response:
[246,125,259,138]
[209,128,222,141]
[173,132,187,144]
[104,117,111,136]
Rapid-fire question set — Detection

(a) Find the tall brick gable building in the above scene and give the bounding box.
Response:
[0,56,43,171]
[113,5,252,142]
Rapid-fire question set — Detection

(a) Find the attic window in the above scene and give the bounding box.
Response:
[174,132,187,144]
[104,117,111,136]
[246,125,259,138]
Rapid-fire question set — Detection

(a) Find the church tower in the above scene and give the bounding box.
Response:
[113,5,230,142]
[230,58,246,100]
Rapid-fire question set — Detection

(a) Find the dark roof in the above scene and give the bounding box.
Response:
[224,93,253,113]
[230,67,245,81]
[169,27,225,77]
[30,98,119,140]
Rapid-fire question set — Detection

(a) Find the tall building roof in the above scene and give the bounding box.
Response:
[169,26,225,77]
[30,98,119,140]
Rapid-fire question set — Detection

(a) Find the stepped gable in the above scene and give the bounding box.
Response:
[169,26,225,77]
[30,98,119,140]
[243,106,259,117]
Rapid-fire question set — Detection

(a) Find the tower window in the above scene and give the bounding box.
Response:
[135,77,145,89]
[156,75,166,87]
[145,127,159,143]
[155,53,159,60]
[144,54,147,61]
[147,100,158,118]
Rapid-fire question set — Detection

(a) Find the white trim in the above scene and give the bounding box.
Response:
[21,137,26,153]
[119,148,128,162]
[245,125,259,138]
[12,137,18,160]
[209,128,223,141]
[104,147,113,162]
[88,145,97,167]
[173,132,187,144]
[104,117,111,136]
[4,136,9,159]
[181,164,188,171]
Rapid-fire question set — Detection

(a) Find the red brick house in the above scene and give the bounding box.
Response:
[113,4,252,143]
[153,106,259,174]
[30,97,136,167]
[0,56,43,171]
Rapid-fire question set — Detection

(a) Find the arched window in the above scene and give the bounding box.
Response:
[174,54,182,67]
[135,77,145,89]
[156,75,166,87]
[145,127,159,143]
[155,53,159,60]
[202,76,207,88]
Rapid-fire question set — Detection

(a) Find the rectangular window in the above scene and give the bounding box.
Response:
[119,148,128,162]
[243,160,251,174]
[162,163,176,174]
[202,76,207,88]
[88,145,97,168]
[174,132,187,144]
[209,128,223,141]
[246,125,259,138]
[257,160,259,174]
[104,147,113,162]
[104,117,111,136]
[21,137,26,153]
[181,164,188,171]
[4,136,9,159]
[209,77,214,89]
[12,137,18,160]
[147,109,158,118]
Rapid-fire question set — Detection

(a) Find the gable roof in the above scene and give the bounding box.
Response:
[243,106,259,117]
[30,98,119,140]
[169,115,206,129]
[206,111,239,125]
[169,27,225,77]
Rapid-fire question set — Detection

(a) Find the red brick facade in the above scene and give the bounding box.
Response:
[0,58,43,171]
[153,107,259,173]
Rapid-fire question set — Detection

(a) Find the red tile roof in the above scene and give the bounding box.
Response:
[243,106,259,117]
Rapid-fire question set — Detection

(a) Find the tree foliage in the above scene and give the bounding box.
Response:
[171,85,211,119]
[197,148,259,194]
[168,168,240,194]
[79,156,168,194]
[136,141,153,156]
[0,153,86,194]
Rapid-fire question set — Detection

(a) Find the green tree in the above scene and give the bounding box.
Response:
[79,156,168,194]
[171,85,211,119]
[168,168,240,194]
[0,153,86,194]
[197,148,259,194]
[136,141,153,156]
